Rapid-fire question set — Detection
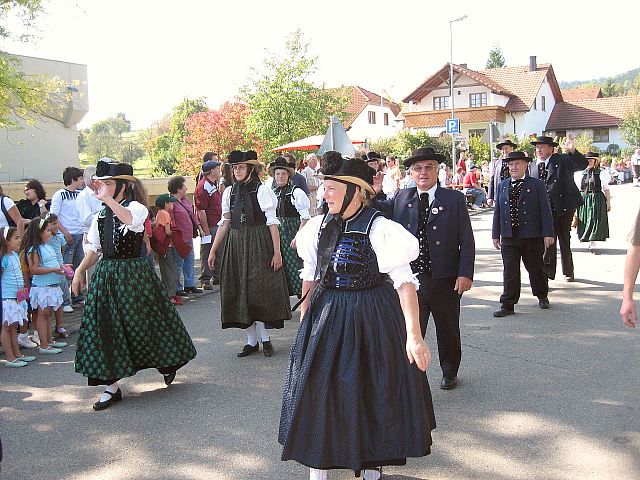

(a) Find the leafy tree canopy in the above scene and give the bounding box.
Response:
[621,99,640,147]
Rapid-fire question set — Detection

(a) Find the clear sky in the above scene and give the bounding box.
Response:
[4,0,639,129]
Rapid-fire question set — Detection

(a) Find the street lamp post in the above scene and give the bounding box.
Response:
[449,14,467,172]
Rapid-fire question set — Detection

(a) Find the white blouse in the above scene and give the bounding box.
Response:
[289,187,311,220]
[86,201,148,254]
[296,214,420,290]
[219,184,280,226]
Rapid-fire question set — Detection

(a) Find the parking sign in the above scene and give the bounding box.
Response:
[446,118,460,134]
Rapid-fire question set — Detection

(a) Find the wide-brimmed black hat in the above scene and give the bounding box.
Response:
[268,157,294,176]
[496,139,518,150]
[316,152,375,195]
[227,150,261,166]
[505,151,533,163]
[530,136,559,147]
[585,151,600,159]
[404,147,446,167]
[366,151,382,161]
[93,158,136,181]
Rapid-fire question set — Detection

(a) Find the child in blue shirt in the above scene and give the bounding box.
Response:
[45,213,71,338]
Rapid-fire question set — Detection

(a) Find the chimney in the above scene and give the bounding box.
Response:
[460,63,467,69]
[529,56,537,71]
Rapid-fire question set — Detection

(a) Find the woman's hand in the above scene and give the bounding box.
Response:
[406,333,431,372]
[71,270,85,297]
[208,251,216,271]
[290,237,297,249]
[93,180,110,202]
[271,252,283,271]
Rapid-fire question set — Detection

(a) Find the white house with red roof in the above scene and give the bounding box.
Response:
[334,86,401,141]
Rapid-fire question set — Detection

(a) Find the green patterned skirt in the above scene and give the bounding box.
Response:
[220,224,292,329]
[75,258,197,385]
[278,216,302,297]
[577,191,609,242]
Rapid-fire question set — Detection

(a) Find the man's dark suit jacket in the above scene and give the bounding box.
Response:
[492,176,554,240]
[376,186,475,280]
[529,151,588,213]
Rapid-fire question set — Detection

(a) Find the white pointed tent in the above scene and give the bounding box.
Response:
[272,116,364,154]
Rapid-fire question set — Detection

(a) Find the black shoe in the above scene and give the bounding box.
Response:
[210,277,220,286]
[564,275,575,282]
[440,376,458,390]
[163,372,176,385]
[538,297,550,309]
[175,290,189,297]
[93,388,122,411]
[202,283,214,291]
[263,340,274,357]
[493,306,515,317]
[237,343,259,357]
[185,287,202,294]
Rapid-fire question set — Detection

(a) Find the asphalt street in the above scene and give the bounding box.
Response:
[1,184,639,480]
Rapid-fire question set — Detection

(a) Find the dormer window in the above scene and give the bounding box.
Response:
[469,93,487,108]
[433,96,450,110]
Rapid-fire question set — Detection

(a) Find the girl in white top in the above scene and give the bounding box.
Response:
[1,227,35,367]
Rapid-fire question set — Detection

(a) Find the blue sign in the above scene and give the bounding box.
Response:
[446,118,460,134]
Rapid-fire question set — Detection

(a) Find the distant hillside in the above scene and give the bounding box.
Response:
[560,67,640,93]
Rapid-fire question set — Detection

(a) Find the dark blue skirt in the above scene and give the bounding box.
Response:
[279,281,436,471]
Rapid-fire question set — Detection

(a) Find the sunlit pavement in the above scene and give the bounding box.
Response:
[1,184,639,479]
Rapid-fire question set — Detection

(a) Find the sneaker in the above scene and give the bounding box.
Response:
[175,290,189,297]
[202,283,214,291]
[39,346,62,355]
[62,305,74,313]
[18,335,38,349]
[185,286,202,294]
[171,296,183,306]
[4,359,28,368]
[55,326,70,338]
[31,331,41,346]
[49,340,67,348]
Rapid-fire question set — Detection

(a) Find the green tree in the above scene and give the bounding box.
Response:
[149,97,207,175]
[80,113,144,165]
[241,30,348,154]
[0,1,73,129]
[621,99,640,147]
[601,78,622,97]
[486,45,506,69]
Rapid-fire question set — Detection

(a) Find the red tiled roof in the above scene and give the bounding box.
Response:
[403,63,563,113]
[331,86,401,128]
[546,96,640,130]
[561,87,603,101]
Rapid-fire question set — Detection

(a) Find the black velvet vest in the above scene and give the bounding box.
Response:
[321,207,383,291]
[97,200,143,259]
[274,184,300,219]
[581,168,602,193]
[230,178,267,229]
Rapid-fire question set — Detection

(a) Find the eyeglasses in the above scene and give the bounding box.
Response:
[410,165,437,173]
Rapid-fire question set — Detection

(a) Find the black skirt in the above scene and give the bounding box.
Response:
[279,281,436,471]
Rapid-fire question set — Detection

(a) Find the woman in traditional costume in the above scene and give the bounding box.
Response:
[268,157,311,298]
[279,152,436,480]
[208,150,291,358]
[72,159,196,411]
[575,152,611,254]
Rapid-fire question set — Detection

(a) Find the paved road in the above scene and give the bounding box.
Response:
[1,184,639,480]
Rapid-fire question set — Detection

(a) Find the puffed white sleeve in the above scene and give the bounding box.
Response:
[257,185,280,226]
[600,169,611,191]
[369,216,420,290]
[218,187,232,226]
[296,215,323,281]
[86,213,101,253]
[119,201,148,233]
[292,187,311,220]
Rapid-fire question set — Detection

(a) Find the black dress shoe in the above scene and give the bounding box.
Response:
[440,376,458,390]
[538,297,550,309]
[237,343,259,357]
[564,275,575,282]
[493,307,515,317]
[163,372,176,385]
[93,388,122,411]
[263,340,274,357]
[175,290,189,297]
[185,287,202,294]
[210,277,220,286]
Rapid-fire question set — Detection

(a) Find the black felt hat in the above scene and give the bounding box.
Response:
[93,158,136,181]
[585,151,600,159]
[404,147,446,167]
[505,151,533,163]
[530,136,559,147]
[366,151,382,161]
[227,150,261,166]
[496,139,518,150]
[317,152,375,195]
[268,157,294,176]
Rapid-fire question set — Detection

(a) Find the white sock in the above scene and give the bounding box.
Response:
[99,382,120,403]
[309,468,328,480]
[590,241,597,249]
[246,324,258,347]
[363,469,381,480]
[255,321,270,342]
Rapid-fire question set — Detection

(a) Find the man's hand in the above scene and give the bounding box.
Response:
[544,236,555,249]
[620,299,637,328]
[565,133,576,154]
[64,232,73,245]
[493,238,501,250]
[487,199,494,207]
[454,276,472,294]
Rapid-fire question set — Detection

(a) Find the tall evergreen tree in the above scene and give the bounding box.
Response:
[486,45,506,69]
